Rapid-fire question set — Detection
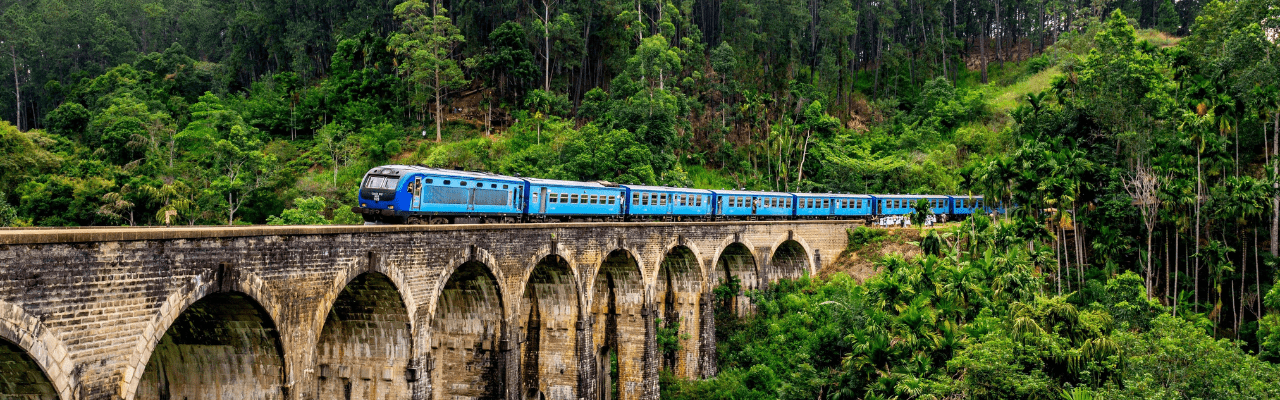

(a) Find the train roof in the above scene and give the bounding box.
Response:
[370,165,524,181]
[709,189,792,196]
[947,194,985,199]
[621,185,713,194]
[873,194,951,199]
[522,177,620,189]
[794,192,873,198]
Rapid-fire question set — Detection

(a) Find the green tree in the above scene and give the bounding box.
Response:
[389,0,469,142]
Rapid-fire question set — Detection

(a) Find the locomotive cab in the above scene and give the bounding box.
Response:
[356,167,410,223]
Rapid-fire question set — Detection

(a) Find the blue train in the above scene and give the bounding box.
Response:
[353,165,1001,224]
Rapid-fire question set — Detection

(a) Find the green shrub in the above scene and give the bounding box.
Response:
[847,226,888,252]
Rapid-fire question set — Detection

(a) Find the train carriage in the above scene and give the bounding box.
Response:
[712,190,792,219]
[356,166,526,224]
[622,185,714,221]
[527,178,626,221]
[794,193,837,219]
[950,195,987,217]
[874,194,952,218]
[832,194,875,219]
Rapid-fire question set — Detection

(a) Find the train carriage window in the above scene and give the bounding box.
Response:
[503,184,508,189]
[609,196,615,205]
[461,182,467,186]
[697,196,703,206]
[642,194,649,205]
[824,199,830,208]
[570,194,578,203]
[550,193,558,203]
[632,194,640,205]
[859,200,864,208]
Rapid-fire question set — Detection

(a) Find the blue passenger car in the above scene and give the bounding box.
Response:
[526,178,625,221]
[832,194,875,219]
[622,185,713,221]
[357,166,526,224]
[712,190,792,219]
[950,195,987,217]
[874,194,951,217]
[794,193,839,219]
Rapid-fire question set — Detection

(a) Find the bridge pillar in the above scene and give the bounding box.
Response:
[577,315,597,400]
[640,306,659,400]
[697,291,717,378]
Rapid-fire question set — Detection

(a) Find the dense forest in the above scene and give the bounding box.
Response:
[5,0,1280,397]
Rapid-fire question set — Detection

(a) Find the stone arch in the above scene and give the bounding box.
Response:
[429,260,506,400]
[0,301,73,400]
[713,241,759,317]
[590,249,647,400]
[314,272,413,399]
[769,240,811,283]
[654,245,703,379]
[134,291,287,400]
[123,269,287,400]
[314,257,419,338]
[517,254,581,400]
[768,233,817,280]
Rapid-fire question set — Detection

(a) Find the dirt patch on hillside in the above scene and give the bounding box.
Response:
[819,228,926,283]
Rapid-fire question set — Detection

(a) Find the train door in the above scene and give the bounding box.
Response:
[539,187,548,213]
[467,186,476,211]
[751,197,758,215]
[411,177,423,209]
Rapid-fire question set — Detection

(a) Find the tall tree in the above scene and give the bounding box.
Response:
[390,0,469,142]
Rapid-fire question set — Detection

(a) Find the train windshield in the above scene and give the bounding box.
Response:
[363,175,400,190]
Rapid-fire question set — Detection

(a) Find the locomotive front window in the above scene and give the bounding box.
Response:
[426,179,434,184]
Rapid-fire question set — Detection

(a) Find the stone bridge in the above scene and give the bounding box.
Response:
[0,220,861,400]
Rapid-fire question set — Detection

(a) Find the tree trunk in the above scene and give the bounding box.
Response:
[980,18,989,83]
[797,129,812,185]
[1196,148,1202,311]
[1272,111,1278,256]
[544,0,551,92]
[435,68,443,142]
[10,45,20,131]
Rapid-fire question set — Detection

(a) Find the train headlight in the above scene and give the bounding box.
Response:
[362,203,367,207]
[388,206,394,210]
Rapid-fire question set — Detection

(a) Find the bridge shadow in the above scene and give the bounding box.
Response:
[0,338,57,399]
[519,255,579,400]
[656,246,702,379]
[714,243,757,317]
[591,249,644,400]
[137,292,285,400]
[770,240,810,282]
[314,272,412,399]
[432,261,505,400]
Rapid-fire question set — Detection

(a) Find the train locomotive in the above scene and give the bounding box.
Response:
[353,165,1001,224]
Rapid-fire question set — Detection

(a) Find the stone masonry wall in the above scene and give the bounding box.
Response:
[0,221,859,400]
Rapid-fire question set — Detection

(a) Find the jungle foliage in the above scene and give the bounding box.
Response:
[6,0,1280,391]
